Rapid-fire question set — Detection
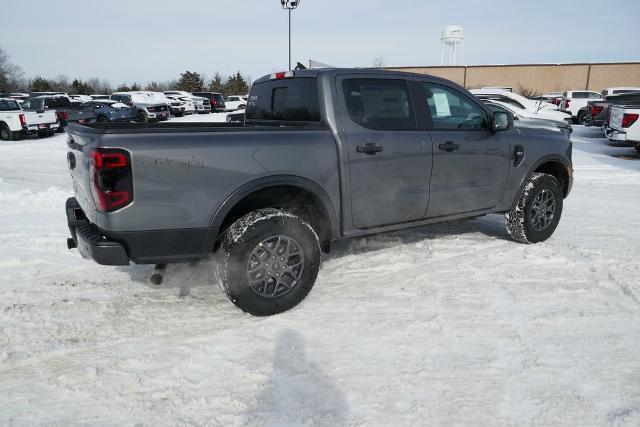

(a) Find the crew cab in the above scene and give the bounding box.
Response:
[0,97,59,140]
[559,90,601,123]
[65,69,573,316]
[21,95,96,130]
[606,105,640,152]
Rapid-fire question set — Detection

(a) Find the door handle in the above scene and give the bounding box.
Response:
[356,143,384,155]
[438,141,460,152]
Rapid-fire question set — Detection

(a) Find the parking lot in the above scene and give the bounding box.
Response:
[1,123,639,425]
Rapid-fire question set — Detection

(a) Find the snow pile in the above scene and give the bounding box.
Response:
[0,123,639,425]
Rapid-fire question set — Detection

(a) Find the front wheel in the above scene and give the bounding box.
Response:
[577,110,586,125]
[0,124,20,141]
[136,111,147,122]
[506,173,564,244]
[216,208,321,316]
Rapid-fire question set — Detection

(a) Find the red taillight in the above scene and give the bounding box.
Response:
[57,111,69,121]
[591,106,604,117]
[271,71,294,80]
[622,113,639,128]
[275,72,286,79]
[210,98,217,105]
[89,149,133,212]
[19,113,26,127]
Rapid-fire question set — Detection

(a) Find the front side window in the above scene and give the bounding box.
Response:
[423,83,488,130]
[342,78,415,131]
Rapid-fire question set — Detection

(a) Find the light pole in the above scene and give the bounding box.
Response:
[280,0,301,70]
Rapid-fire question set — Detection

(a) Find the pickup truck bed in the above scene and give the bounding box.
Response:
[66,68,574,316]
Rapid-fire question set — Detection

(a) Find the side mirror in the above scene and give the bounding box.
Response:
[492,111,512,131]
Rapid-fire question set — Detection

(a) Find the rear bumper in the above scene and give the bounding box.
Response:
[65,197,211,265]
[66,198,129,265]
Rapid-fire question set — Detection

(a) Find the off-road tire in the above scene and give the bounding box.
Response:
[216,208,321,316]
[506,173,563,244]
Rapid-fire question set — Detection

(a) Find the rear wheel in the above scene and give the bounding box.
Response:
[577,110,586,125]
[635,143,640,153]
[97,115,108,122]
[216,208,321,316]
[506,173,563,244]
[37,130,49,138]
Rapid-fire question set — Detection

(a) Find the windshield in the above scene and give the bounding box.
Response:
[0,99,21,111]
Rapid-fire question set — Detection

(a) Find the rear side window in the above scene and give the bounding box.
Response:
[245,78,320,122]
[342,78,415,131]
[572,92,588,99]
[45,97,71,108]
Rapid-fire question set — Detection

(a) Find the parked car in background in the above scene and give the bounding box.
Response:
[21,95,95,130]
[65,68,574,316]
[226,109,245,123]
[166,95,195,115]
[584,92,640,128]
[69,94,93,104]
[601,87,640,97]
[30,91,66,97]
[192,91,226,112]
[482,100,572,136]
[111,92,169,122]
[90,94,110,100]
[9,93,30,102]
[78,100,133,123]
[606,105,640,152]
[471,89,572,123]
[559,90,601,123]
[223,95,247,111]
[164,91,209,113]
[538,92,563,107]
[481,86,513,92]
[191,96,211,114]
[137,91,184,117]
[0,97,59,140]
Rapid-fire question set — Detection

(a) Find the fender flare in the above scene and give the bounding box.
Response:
[203,175,340,251]
[509,154,571,210]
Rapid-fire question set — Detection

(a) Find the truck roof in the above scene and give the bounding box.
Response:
[252,68,456,86]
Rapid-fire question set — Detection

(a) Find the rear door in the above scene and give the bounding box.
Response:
[419,81,509,218]
[337,75,432,229]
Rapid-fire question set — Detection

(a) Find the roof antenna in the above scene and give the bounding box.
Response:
[295,62,307,70]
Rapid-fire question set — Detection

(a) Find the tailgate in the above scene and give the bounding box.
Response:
[66,128,98,222]
[24,111,56,126]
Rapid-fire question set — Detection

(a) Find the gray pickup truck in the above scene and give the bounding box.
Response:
[65,69,573,316]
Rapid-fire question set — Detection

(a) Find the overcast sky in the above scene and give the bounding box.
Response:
[2,0,639,85]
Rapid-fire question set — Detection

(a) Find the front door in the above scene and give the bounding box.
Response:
[420,82,509,218]
[338,76,432,229]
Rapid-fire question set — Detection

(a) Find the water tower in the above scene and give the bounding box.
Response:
[440,25,464,65]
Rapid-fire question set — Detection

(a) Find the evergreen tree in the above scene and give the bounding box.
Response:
[176,71,204,93]
[116,83,131,92]
[31,76,52,92]
[223,72,249,95]
[130,82,141,91]
[208,73,224,93]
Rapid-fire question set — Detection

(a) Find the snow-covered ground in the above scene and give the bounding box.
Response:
[1,120,639,425]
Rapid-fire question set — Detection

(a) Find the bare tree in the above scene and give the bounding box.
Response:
[372,56,387,69]
[518,84,542,99]
[0,46,25,92]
